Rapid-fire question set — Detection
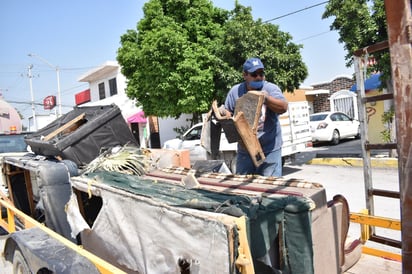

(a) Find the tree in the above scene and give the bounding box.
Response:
[222,3,308,94]
[117,0,308,120]
[118,0,228,120]
[322,0,391,79]
[323,0,396,150]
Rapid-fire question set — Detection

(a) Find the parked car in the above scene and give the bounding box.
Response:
[163,123,237,166]
[310,111,360,145]
[0,132,33,194]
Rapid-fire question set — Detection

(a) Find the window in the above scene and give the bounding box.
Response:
[109,78,118,96]
[98,82,105,100]
[184,126,202,140]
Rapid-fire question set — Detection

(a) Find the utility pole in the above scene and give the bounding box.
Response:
[27,64,37,131]
[384,0,412,272]
[28,53,62,116]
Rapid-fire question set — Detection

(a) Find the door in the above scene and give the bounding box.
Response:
[330,90,358,120]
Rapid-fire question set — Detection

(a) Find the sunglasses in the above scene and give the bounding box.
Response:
[249,71,265,77]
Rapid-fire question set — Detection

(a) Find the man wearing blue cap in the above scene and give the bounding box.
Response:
[223,57,288,177]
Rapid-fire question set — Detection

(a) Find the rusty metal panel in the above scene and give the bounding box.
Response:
[384,0,412,272]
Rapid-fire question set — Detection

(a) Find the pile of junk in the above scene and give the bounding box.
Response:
[2,104,362,274]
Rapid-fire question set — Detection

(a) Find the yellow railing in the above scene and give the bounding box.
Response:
[350,210,402,262]
[0,196,126,274]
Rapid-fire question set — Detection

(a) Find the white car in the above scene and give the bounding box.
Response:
[163,123,208,164]
[163,123,237,165]
[310,112,360,145]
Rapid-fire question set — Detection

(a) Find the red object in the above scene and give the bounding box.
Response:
[43,95,56,110]
[127,111,147,123]
[75,89,91,105]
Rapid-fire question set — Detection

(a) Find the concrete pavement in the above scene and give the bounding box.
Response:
[292,139,398,168]
[307,156,398,168]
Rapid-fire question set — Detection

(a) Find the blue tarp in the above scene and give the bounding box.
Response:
[350,73,382,91]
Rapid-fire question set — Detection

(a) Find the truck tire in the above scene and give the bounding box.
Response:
[13,250,30,274]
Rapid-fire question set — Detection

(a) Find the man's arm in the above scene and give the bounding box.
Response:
[264,94,288,114]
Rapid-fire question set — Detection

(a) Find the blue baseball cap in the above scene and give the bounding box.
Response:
[243,57,264,73]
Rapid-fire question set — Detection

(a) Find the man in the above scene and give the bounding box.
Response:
[224,57,288,177]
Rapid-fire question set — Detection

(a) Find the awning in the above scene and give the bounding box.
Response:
[350,73,382,91]
[127,111,147,123]
[305,89,330,95]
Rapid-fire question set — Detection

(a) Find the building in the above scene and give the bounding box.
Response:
[0,96,23,134]
[76,61,191,148]
[350,73,394,143]
[284,75,358,119]
[284,74,392,144]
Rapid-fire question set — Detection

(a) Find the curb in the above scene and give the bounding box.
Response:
[307,157,398,168]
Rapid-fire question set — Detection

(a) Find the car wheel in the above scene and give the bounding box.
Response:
[355,126,361,139]
[13,250,30,274]
[331,130,340,145]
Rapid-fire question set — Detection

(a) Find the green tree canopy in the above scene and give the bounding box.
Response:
[117,0,308,120]
[222,4,308,94]
[322,0,390,78]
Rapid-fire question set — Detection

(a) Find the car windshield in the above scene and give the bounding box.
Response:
[0,134,28,153]
[183,126,202,141]
[310,114,328,122]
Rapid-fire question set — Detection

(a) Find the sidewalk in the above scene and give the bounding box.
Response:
[307,156,398,168]
[293,140,398,168]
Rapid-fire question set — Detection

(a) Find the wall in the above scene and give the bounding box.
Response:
[310,76,355,113]
[0,98,22,133]
[158,114,194,146]
[365,90,387,143]
[283,89,307,102]
[28,113,58,131]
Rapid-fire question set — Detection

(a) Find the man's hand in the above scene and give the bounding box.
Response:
[218,105,229,117]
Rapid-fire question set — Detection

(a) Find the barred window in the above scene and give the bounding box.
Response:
[109,78,118,96]
[98,82,105,100]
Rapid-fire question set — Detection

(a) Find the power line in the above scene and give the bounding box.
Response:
[263,1,329,23]
[7,100,72,108]
[295,30,332,43]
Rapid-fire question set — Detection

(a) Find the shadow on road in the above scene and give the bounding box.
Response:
[282,166,305,176]
[281,138,362,177]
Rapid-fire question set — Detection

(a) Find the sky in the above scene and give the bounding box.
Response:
[0,0,354,126]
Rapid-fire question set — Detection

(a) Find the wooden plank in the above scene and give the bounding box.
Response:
[233,112,265,167]
[353,40,389,57]
[43,113,86,141]
[234,91,264,133]
[361,93,394,103]
[23,170,35,217]
[365,143,397,150]
[207,91,265,167]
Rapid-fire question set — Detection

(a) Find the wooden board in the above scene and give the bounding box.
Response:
[43,113,86,141]
[234,90,264,133]
[233,112,265,167]
[206,91,266,167]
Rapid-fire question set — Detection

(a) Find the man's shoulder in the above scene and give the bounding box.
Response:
[229,82,244,90]
[263,81,281,91]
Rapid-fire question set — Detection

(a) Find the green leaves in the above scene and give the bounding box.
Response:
[117,0,308,121]
[323,0,388,71]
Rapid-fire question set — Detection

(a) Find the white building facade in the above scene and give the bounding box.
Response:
[76,61,191,148]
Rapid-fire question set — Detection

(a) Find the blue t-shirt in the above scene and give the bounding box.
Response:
[224,81,285,154]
